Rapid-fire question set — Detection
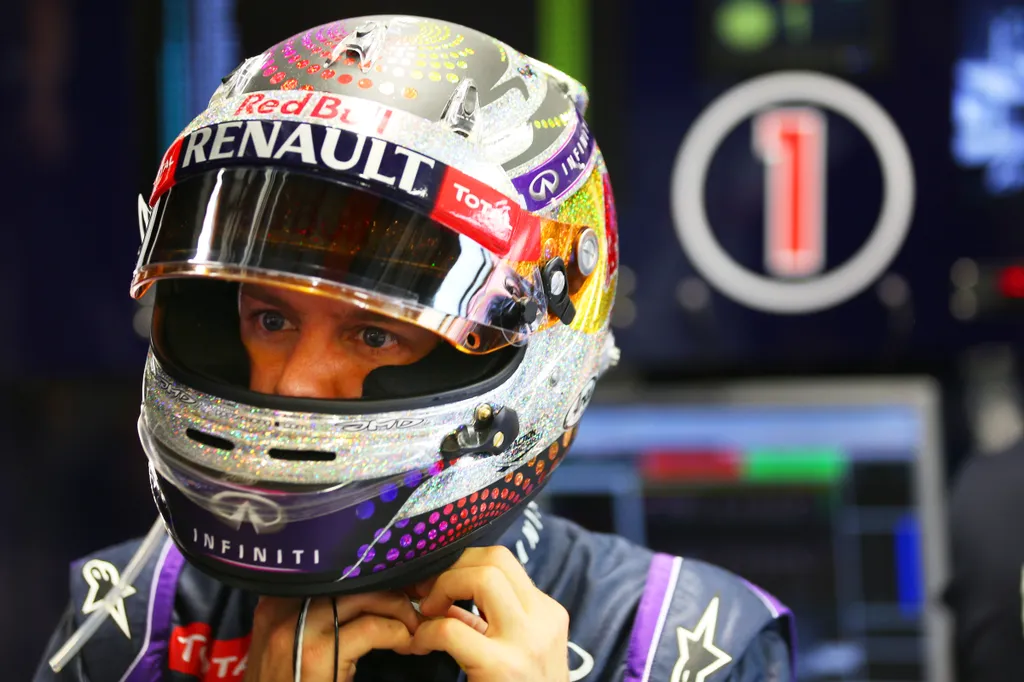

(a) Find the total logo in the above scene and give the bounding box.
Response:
[671,71,916,314]
[453,181,511,213]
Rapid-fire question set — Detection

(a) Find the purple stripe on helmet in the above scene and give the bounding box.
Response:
[624,553,679,682]
[511,113,595,212]
[122,542,186,682]
[743,579,798,681]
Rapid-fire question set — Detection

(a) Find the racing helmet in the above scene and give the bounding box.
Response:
[133,15,620,596]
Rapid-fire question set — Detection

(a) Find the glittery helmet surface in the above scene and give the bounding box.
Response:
[133,15,620,596]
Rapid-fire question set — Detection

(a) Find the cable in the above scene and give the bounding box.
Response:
[49,517,167,672]
[332,597,340,682]
[292,597,312,682]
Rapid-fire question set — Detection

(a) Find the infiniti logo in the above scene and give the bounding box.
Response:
[529,169,560,202]
[206,491,287,535]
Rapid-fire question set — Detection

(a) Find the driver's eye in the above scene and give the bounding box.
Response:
[258,311,289,332]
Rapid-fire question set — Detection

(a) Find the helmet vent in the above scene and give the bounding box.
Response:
[327,21,386,72]
[268,448,337,462]
[186,428,235,452]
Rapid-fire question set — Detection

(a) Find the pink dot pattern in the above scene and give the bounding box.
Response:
[342,427,577,577]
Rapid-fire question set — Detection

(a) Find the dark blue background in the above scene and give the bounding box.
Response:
[613,0,1024,374]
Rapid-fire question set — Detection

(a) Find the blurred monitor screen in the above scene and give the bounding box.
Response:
[540,378,949,682]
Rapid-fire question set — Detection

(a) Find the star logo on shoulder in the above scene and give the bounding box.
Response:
[669,596,733,682]
[81,559,137,639]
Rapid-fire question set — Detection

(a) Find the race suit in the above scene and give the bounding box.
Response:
[35,504,795,681]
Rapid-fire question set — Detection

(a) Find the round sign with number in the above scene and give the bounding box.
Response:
[670,71,916,314]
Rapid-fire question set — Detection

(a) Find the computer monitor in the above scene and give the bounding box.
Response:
[541,378,949,682]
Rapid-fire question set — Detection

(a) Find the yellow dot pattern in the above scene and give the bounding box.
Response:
[394,23,466,51]
[533,111,574,129]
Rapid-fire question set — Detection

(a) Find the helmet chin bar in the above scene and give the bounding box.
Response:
[179,496,532,598]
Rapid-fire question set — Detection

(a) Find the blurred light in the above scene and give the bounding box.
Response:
[952,10,1024,194]
[977,399,1024,454]
[133,306,154,339]
[951,290,977,320]
[611,298,636,328]
[617,265,636,297]
[715,0,777,54]
[781,0,812,45]
[998,264,1024,297]
[676,277,710,312]
[950,258,979,288]
[876,273,909,308]
[799,642,865,678]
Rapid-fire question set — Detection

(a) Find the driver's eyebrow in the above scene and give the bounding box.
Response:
[239,285,299,319]
[346,307,408,327]
[240,285,411,329]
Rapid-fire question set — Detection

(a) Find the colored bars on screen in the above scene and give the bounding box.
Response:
[641,448,849,484]
[745,447,849,483]
[895,514,924,617]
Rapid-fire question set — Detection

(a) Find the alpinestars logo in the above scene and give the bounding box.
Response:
[670,597,733,682]
[81,559,137,639]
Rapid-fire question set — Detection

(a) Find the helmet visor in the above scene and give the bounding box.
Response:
[133,168,547,353]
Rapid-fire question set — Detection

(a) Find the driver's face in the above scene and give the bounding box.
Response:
[239,284,441,399]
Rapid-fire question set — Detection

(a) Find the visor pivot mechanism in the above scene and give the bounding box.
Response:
[440,405,520,466]
[565,228,599,295]
[542,258,576,326]
[494,296,539,331]
[575,228,600,277]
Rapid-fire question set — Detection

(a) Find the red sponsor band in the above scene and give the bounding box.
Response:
[150,137,183,205]
[169,622,251,681]
[431,167,541,261]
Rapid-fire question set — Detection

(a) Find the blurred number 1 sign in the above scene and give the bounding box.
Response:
[671,72,916,315]
[754,107,827,279]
